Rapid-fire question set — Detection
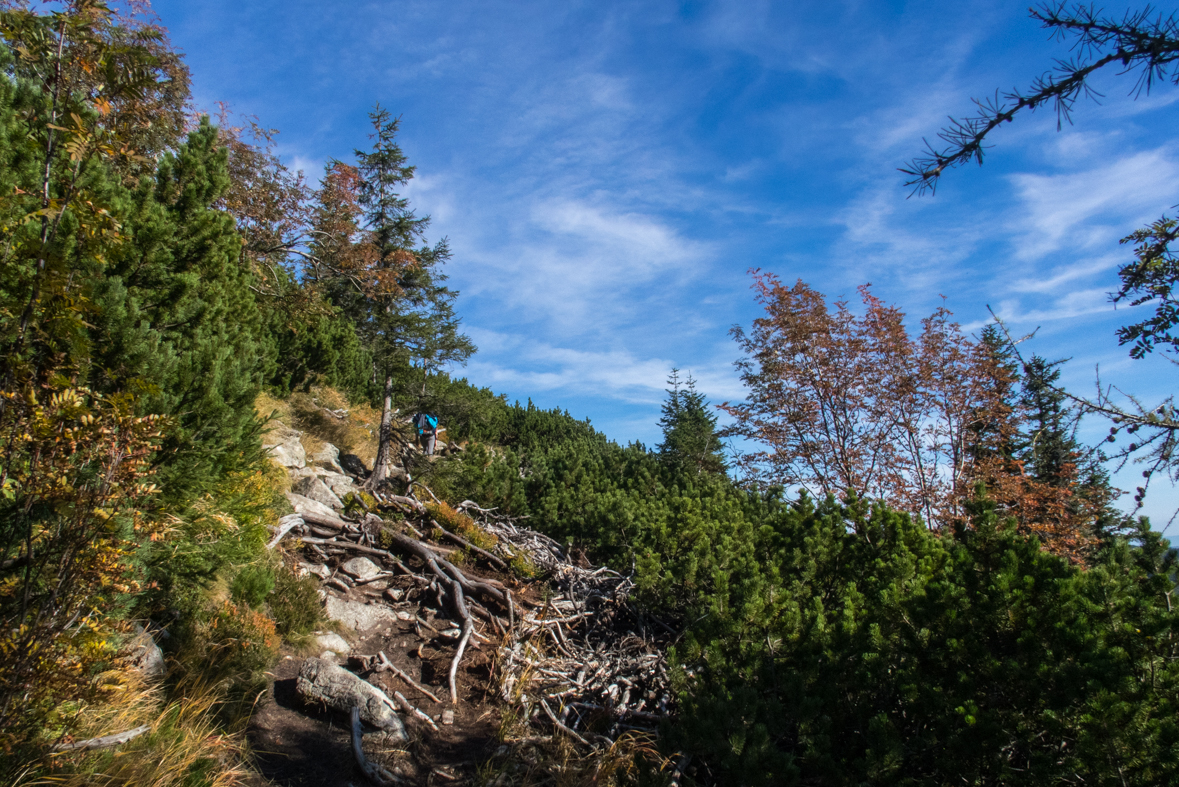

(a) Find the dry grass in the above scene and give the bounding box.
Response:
[16,670,256,787]
[285,387,387,468]
[255,386,388,468]
[298,431,327,461]
[479,725,668,787]
[254,390,291,427]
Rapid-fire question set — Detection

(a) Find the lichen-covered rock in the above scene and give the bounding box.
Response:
[324,596,399,632]
[263,425,306,468]
[298,561,331,580]
[316,470,358,499]
[124,628,165,680]
[291,475,343,510]
[315,632,351,654]
[309,442,345,473]
[296,657,406,738]
[285,492,338,520]
[340,557,382,581]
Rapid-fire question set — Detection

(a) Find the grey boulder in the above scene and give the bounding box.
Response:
[315,631,352,655]
[309,442,345,474]
[124,628,165,680]
[317,470,359,500]
[340,557,382,581]
[290,475,344,510]
[284,492,339,520]
[263,425,306,468]
[324,596,399,632]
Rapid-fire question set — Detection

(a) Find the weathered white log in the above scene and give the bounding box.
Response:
[53,724,151,752]
[445,576,474,705]
[267,514,305,549]
[296,657,406,740]
[383,494,426,514]
[350,706,401,786]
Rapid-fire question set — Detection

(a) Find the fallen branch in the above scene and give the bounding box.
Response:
[431,521,508,570]
[377,651,442,704]
[445,577,475,705]
[393,690,439,732]
[383,494,426,514]
[52,724,151,752]
[350,705,400,786]
[540,698,590,746]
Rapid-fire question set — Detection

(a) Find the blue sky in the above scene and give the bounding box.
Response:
[151,0,1179,526]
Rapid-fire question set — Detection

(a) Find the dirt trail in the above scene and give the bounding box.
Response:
[253,406,675,786]
[247,563,537,786]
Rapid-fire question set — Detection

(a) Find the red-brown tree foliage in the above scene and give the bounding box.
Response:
[723,273,1103,557]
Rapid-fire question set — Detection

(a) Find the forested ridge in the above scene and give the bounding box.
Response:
[2,2,1179,786]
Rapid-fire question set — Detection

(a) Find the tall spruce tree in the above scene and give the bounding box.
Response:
[327,106,472,487]
[1018,355,1077,484]
[658,368,727,475]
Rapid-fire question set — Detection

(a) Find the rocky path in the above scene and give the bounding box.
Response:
[254,417,678,786]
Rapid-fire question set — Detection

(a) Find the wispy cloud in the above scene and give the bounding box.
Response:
[987,288,1114,326]
[451,198,712,337]
[1007,149,1179,260]
[464,328,743,405]
[1007,254,1121,294]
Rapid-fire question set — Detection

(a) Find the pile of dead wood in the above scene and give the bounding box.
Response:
[460,501,676,747]
[270,488,677,753]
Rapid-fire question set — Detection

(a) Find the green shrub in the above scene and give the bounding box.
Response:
[269,567,323,637]
[509,552,540,580]
[172,599,279,716]
[229,563,275,609]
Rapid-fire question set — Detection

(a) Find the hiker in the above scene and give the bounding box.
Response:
[413,412,439,456]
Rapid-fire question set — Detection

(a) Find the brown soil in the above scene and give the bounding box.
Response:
[247,565,537,786]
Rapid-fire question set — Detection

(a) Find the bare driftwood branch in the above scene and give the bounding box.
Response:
[288,472,676,752]
[267,513,305,549]
[53,724,151,752]
[351,706,401,786]
[377,650,442,704]
[393,690,439,732]
[541,698,590,746]
[446,577,475,704]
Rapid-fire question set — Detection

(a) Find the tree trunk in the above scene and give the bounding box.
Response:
[367,373,396,489]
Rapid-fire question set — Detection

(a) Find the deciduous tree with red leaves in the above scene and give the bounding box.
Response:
[722,273,1108,556]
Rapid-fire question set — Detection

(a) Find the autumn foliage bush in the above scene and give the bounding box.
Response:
[0,385,164,754]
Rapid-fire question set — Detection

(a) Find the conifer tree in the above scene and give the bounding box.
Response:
[658,368,727,475]
[88,118,273,500]
[1018,355,1077,484]
[322,106,472,487]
